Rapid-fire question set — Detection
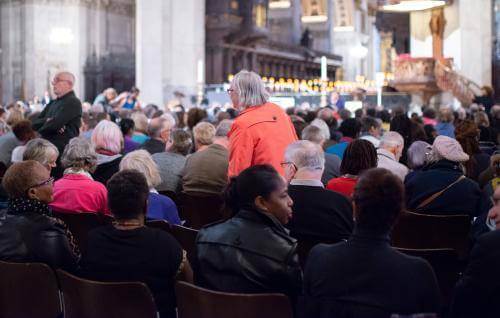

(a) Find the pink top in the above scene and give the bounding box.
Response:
[50,174,110,215]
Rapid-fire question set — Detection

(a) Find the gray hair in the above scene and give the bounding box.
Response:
[148,115,174,139]
[284,140,325,171]
[61,137,98,171]
[215,119,233,137]
[407,140,431,170]
[310,118,330,140]
[232,70,270,108]
[193,122,216,145]
[120,150,161,189]
[379,131,404,149]
[23,138,59,166]
[301,125,324,144]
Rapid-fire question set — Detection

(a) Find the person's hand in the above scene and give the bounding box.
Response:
[58,127,65,134]
[487,204,500,230]
[165,138,174,152]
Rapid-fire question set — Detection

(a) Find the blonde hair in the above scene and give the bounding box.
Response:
[119,150,161,189]
[232,70,270,109]
[6,109,24,127]
[131,112,148,133]
[91,120,123,154]
[193,122,216,146]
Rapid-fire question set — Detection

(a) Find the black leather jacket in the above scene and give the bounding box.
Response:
[0,209,78,271]
[196,208,302,297]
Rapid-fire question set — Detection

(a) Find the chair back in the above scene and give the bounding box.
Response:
[146,220,198,264]
[56,269,157,318]
[0,261,61,318]
[178,192,226,229]
[175,281,293,318]
[159,190,179,206]
[391,211,470,258]
[53,212,114,254]
[396,248,464,307]
[296,236,341,268]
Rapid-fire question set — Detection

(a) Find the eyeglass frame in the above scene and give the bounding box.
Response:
[280,161,297,171]
[25,176,54,194]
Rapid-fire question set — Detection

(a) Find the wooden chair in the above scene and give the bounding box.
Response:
[0,261,61,318]
[391,211,471,258]
[175,281,293,318]
[396,248,464,307]
[178,192,226,229]
[159,190,179,206]
[146,220,198,265]
[53,212,114,254]
[296,236,341,268]
[56,269,157,318]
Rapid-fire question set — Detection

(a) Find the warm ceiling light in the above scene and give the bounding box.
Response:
[334,26,355,32]
[382,0,446,12]
[269,1,291,9]
[301,15,328,23]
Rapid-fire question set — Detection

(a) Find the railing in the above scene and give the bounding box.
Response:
[434,59,482,106]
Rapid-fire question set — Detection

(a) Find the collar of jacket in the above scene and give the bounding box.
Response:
[377,148,396,161]
[424,159,463,172]
[238,103,268,116]
[349,226,390,246]
[56,90,75,101]
[236,208,290,236]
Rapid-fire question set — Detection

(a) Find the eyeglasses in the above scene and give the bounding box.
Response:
[52,78,71,85]
[25,176,54,193]
[280,161,297,171]
[226,88,235,93]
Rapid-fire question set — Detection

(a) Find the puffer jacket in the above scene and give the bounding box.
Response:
[196,208,302,297]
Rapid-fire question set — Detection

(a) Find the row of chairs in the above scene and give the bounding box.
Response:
[54,209,471,309]
[0,261,293,318]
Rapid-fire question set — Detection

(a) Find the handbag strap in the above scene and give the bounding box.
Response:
[416,175,466,210]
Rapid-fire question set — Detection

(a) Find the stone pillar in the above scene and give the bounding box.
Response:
[135,0,163,105]
[459,0,492,86]
[136,0,205,106]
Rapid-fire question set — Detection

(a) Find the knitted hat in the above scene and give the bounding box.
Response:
[432,135,469,162]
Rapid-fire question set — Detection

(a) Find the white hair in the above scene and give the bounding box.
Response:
[379,131,404,149]
[161,112,177,130]
[120,150,161,189]
[232,70,270,109]
[284,140,325,171]
[310,118,330,140]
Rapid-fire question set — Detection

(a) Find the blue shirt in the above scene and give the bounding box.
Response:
[326,141,349,160]
[435,122,455,138]
[147,192,181,225]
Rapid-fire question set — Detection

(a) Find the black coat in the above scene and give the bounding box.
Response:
[32,91,82,154]
[91,156,122,186]
[301,228,441,318]
[0,209,77,271]
[286,184,353,243]
[196,209,302,298]
[140,139,166,155]
[450,229,500,318]
[405,160,491,218]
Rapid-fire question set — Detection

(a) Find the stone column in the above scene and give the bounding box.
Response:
[135,0,163,105]
[459,0,492,86]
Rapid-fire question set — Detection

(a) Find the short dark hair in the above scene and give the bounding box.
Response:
[130,86,140,94]
[107,169,149,220]
[224,165,283,215]
[12,120,35,142]
[340,139,377,175]
[339,118,361,138]
[353,168,404,233]
[120,118,135,136]
[360,116,380,133]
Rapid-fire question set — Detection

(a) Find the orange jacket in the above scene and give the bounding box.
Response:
[228,102,298,177]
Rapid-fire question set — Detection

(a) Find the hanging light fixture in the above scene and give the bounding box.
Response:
[379,0,447,12]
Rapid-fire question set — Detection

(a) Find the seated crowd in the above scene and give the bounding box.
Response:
[0,69,499,318]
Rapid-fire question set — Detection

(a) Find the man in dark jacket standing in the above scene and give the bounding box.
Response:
[32,71,82,177]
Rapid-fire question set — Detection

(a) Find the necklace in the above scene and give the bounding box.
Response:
[113,220,144,230]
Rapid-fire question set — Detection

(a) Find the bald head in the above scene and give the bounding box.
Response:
[52,71,75,97]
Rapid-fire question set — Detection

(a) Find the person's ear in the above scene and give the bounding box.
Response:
[27,188,39,201]
[254,196,268,212]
